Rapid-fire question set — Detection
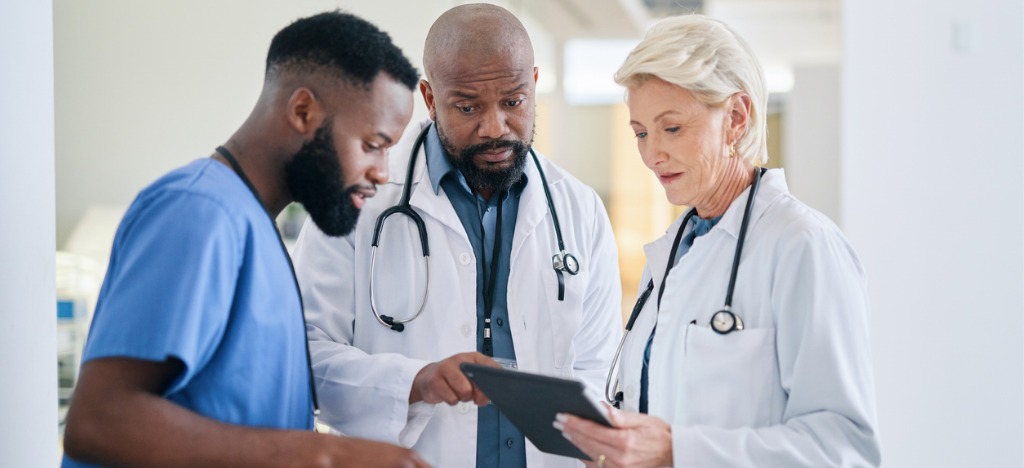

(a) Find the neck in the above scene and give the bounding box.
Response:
[214,134,293,217]
[694,161,756,219]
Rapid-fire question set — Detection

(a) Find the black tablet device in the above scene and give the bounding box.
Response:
[460,363,612,460]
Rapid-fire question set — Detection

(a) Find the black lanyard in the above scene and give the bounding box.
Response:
[214,147,320,415]
[478,192,506,357]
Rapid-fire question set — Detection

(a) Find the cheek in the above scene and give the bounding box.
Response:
[638,145,658,168]
[509,108,534,132]
[337,145,366,180]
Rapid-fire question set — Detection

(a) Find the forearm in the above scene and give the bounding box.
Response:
[64,388,334,467]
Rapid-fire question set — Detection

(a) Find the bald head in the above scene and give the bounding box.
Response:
[423,3,534,82]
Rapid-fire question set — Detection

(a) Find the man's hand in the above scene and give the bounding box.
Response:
[409,352,498,405]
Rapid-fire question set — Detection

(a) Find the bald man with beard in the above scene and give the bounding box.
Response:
[292,4,623,467]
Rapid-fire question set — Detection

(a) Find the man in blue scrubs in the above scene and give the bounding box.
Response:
[61,11,429,468]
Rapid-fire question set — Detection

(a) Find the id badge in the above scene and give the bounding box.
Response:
[493,357,518,370]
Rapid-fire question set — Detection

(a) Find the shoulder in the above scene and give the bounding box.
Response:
[755,181,863,275]
[119,159,262,245]
[752,169,844,239]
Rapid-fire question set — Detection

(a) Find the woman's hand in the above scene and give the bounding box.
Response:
[553,405,673,468]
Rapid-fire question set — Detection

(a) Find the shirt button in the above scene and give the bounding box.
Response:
[505,438,515,448]
[458,252,472,265]
[625,385,637,400]
[461,324,472,337]
[496,318,504,327]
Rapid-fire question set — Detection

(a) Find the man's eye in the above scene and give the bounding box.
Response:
[457,106,475,114]
[506,99,523,107]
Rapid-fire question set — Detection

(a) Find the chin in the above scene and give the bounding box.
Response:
[664,191,688,207]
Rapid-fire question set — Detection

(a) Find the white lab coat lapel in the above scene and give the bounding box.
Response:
[643,214,689,299]
[509,153,552,266]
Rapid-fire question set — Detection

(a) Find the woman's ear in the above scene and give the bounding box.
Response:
[285,87,326,137]
[728,92,752,142]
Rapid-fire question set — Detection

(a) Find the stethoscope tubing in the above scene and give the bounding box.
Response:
[368,123,576,332]
[604,167,765,406]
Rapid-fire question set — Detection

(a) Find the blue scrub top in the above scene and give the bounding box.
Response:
[425,126,528,468]
[63,159,312,467]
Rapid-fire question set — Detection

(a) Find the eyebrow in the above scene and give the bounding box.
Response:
[502,83,529,95]
[630,109,684,127]
[448,82,530,100]
[376,132,394,145]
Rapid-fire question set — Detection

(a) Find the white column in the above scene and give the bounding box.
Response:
[0,0,58,465]
[842,0,1023,466]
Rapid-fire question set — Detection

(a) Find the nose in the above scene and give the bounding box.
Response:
[640,134,668,170]
[477,106,510,140]
[368,150,389,186]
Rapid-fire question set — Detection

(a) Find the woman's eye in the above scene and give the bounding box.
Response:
[665,126,680,134]
[634,131,648,140]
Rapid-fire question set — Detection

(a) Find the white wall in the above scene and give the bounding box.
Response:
[0,0,58,465]
[784,65,840,223]
[842,0,1023,466]
[54,0,448,246]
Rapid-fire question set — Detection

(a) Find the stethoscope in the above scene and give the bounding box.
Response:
[368,123,579,335]
[604,166,766,407]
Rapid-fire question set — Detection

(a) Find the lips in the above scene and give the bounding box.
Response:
[349,192,365,210]
[658,172,683,184]
[475,148,513,164]
[349,188,375,210]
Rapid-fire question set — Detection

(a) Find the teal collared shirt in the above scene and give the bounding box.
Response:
[424,125,527,468]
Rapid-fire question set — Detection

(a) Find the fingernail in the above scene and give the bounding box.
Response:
[562,431,572,441]
[552,420,564,431]
[555,413,568,424]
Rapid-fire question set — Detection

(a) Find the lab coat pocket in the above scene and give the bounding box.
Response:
[539,268,588,373]
[682,324,777,428]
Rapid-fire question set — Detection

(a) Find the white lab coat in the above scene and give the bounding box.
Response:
[616,169,880,467]
[291,121,623,467]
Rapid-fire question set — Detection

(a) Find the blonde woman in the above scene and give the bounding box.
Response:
[556,15,880,468]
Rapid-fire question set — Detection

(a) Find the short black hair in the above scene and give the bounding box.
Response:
[267,10,418,90]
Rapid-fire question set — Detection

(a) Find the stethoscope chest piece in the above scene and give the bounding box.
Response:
[552,251,579,275]
[710,308,744,334]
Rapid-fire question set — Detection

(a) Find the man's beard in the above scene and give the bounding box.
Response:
[437,125,532,196]
[284,120,361,237]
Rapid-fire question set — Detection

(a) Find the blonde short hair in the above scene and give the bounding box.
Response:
[615,15,768,164]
